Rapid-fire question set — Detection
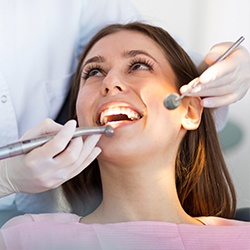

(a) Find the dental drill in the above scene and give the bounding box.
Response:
[0,125,114,160]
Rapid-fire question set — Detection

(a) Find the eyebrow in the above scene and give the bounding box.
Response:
[123,50,158,63]
[82,49,158,68]
[83,55,105,68]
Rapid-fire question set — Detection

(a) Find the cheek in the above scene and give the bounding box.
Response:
[140,83,168,118]
[141,79,176,102]
[141,85,182,140]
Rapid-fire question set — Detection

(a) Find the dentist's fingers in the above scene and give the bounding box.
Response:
[58,147,102,182]
[180,42,250,108]
[38,120,77,158]
[53,134,101,167]
[21,118,63,140]
[46,135,102,186]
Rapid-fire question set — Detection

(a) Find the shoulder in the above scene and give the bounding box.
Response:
[179,217,250,249]
[197,216,250,226]
[1,213,81,229]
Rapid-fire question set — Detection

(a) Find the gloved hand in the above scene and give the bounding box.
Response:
[0,119,101,196]
[180,42,250,108]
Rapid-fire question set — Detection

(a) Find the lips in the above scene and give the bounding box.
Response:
[97,105,142,126]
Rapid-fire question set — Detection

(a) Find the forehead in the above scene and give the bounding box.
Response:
[84,30,166,61]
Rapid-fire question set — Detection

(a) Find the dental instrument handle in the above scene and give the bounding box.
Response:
[212,36,245,62]
[0,125,114,160]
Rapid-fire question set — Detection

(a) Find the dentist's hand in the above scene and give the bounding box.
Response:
[0,119,101,196]
[180,42,250,108]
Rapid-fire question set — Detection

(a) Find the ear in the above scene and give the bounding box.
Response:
[181,97,203,130]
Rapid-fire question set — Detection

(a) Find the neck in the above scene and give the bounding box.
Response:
[81,158,197,225]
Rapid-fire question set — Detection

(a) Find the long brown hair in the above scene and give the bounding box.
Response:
[62,22,236,218]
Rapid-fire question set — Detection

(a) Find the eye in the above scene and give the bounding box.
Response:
[82,64,104,80]
[129,58,154,72]
[131,63,149,71]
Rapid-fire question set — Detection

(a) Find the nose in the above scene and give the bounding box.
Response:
[101,72,127,96]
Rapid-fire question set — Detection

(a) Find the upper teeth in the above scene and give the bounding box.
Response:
[100,107,141,125]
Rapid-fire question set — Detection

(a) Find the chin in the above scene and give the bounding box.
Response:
[98,137,135,161]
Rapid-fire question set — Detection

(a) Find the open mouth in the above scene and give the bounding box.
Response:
[97,106,142,126]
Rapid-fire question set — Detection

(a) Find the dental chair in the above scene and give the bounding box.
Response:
[0,209,24,227]
[234,207,250,222]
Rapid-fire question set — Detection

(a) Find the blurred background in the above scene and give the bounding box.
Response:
[131,0,250,208]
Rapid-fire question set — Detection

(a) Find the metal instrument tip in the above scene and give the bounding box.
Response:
[104,125,114,137]
[163,93,180,110]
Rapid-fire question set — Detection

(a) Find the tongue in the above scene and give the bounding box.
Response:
[107,114,130,123]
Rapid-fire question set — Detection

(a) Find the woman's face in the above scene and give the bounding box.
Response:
[76,30,187,163]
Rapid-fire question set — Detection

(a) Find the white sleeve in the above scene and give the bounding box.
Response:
[76,0,142,56]
[211,106,229,132]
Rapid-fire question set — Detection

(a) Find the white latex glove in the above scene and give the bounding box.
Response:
[0,119,102,196]
[180,42,250,108]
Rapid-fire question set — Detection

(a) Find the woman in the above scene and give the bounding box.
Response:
[1,22,249,249]
[63,21,237,220]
